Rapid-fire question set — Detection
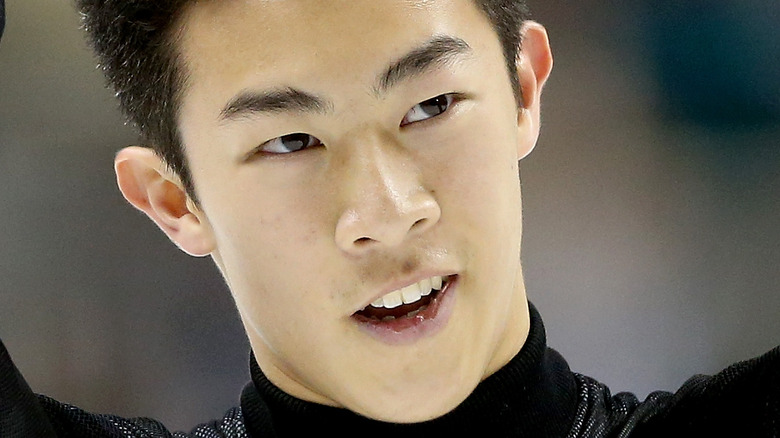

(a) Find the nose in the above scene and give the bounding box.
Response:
[334,132,441,254]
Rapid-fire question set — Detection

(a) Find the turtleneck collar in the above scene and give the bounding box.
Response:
[241,303,579,437]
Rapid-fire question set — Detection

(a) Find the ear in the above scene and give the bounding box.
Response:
[515,21,553,160]
[115,146,215,257]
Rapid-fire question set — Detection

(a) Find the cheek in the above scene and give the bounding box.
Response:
[429,109,522,228]
[227,205,323,280]
[211,195,344,358]
[199,174,335,310]
[424,108,524,295]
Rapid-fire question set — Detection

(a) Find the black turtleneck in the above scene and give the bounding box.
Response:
[1,302,778,437]
[240,303,581,437]
[238,302,780,438]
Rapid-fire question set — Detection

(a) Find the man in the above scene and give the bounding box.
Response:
[1,1,778,437]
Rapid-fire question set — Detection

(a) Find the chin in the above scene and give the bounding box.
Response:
[349,383,473,424]
[360,405,457,424]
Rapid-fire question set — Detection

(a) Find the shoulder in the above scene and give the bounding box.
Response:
[37,395,248,438]
[567,346,780,438]
[628,345,780,437]
[2,336,249,438]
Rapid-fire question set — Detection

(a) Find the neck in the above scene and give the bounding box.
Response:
[241,302,580,438]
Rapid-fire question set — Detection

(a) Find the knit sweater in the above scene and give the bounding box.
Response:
[2,304,778,437]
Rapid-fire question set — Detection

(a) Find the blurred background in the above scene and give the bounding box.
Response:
[0,0,778,431]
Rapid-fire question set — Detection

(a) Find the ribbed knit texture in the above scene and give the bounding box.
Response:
[0,339,57,437]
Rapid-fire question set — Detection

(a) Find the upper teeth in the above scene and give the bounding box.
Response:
[370,276,445,309]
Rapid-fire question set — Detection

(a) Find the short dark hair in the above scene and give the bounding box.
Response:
[1,0,6,42]
[77,0,530,200]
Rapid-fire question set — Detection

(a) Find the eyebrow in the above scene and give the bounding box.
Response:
[218,35,472,122]
[220,87,331,121]
[374,35,472,95]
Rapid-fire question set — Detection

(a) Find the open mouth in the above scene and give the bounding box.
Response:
[353,275,454,322]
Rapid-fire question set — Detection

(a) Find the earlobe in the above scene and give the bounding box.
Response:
[115,146,215,257]
[514,21,553,160]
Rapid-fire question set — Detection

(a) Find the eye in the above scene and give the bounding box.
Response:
[259,133,322,154]
[401,94,455,127]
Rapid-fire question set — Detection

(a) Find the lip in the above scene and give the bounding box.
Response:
[352,274,458,345]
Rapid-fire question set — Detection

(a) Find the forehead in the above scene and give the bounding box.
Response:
[176,0,498,110]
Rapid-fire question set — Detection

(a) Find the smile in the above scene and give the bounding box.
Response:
[363,275,445,319]
[352,275,457,345]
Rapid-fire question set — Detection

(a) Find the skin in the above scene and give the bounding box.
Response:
[115,0,552,423]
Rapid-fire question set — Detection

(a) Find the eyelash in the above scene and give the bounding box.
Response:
[252,92,459,156]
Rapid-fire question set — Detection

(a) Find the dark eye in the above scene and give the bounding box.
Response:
[401,94,455,126]
[260,133,322,154]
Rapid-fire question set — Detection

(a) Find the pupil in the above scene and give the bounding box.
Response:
[283,133,308,151]
[422,95,448,116]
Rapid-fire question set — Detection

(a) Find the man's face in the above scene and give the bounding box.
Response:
[174,0,543,422]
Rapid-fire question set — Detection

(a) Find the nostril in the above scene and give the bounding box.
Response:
[412,218,427,229]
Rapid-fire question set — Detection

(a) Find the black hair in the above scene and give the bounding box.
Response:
[1,0,6,42]
[77,0,530,200]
